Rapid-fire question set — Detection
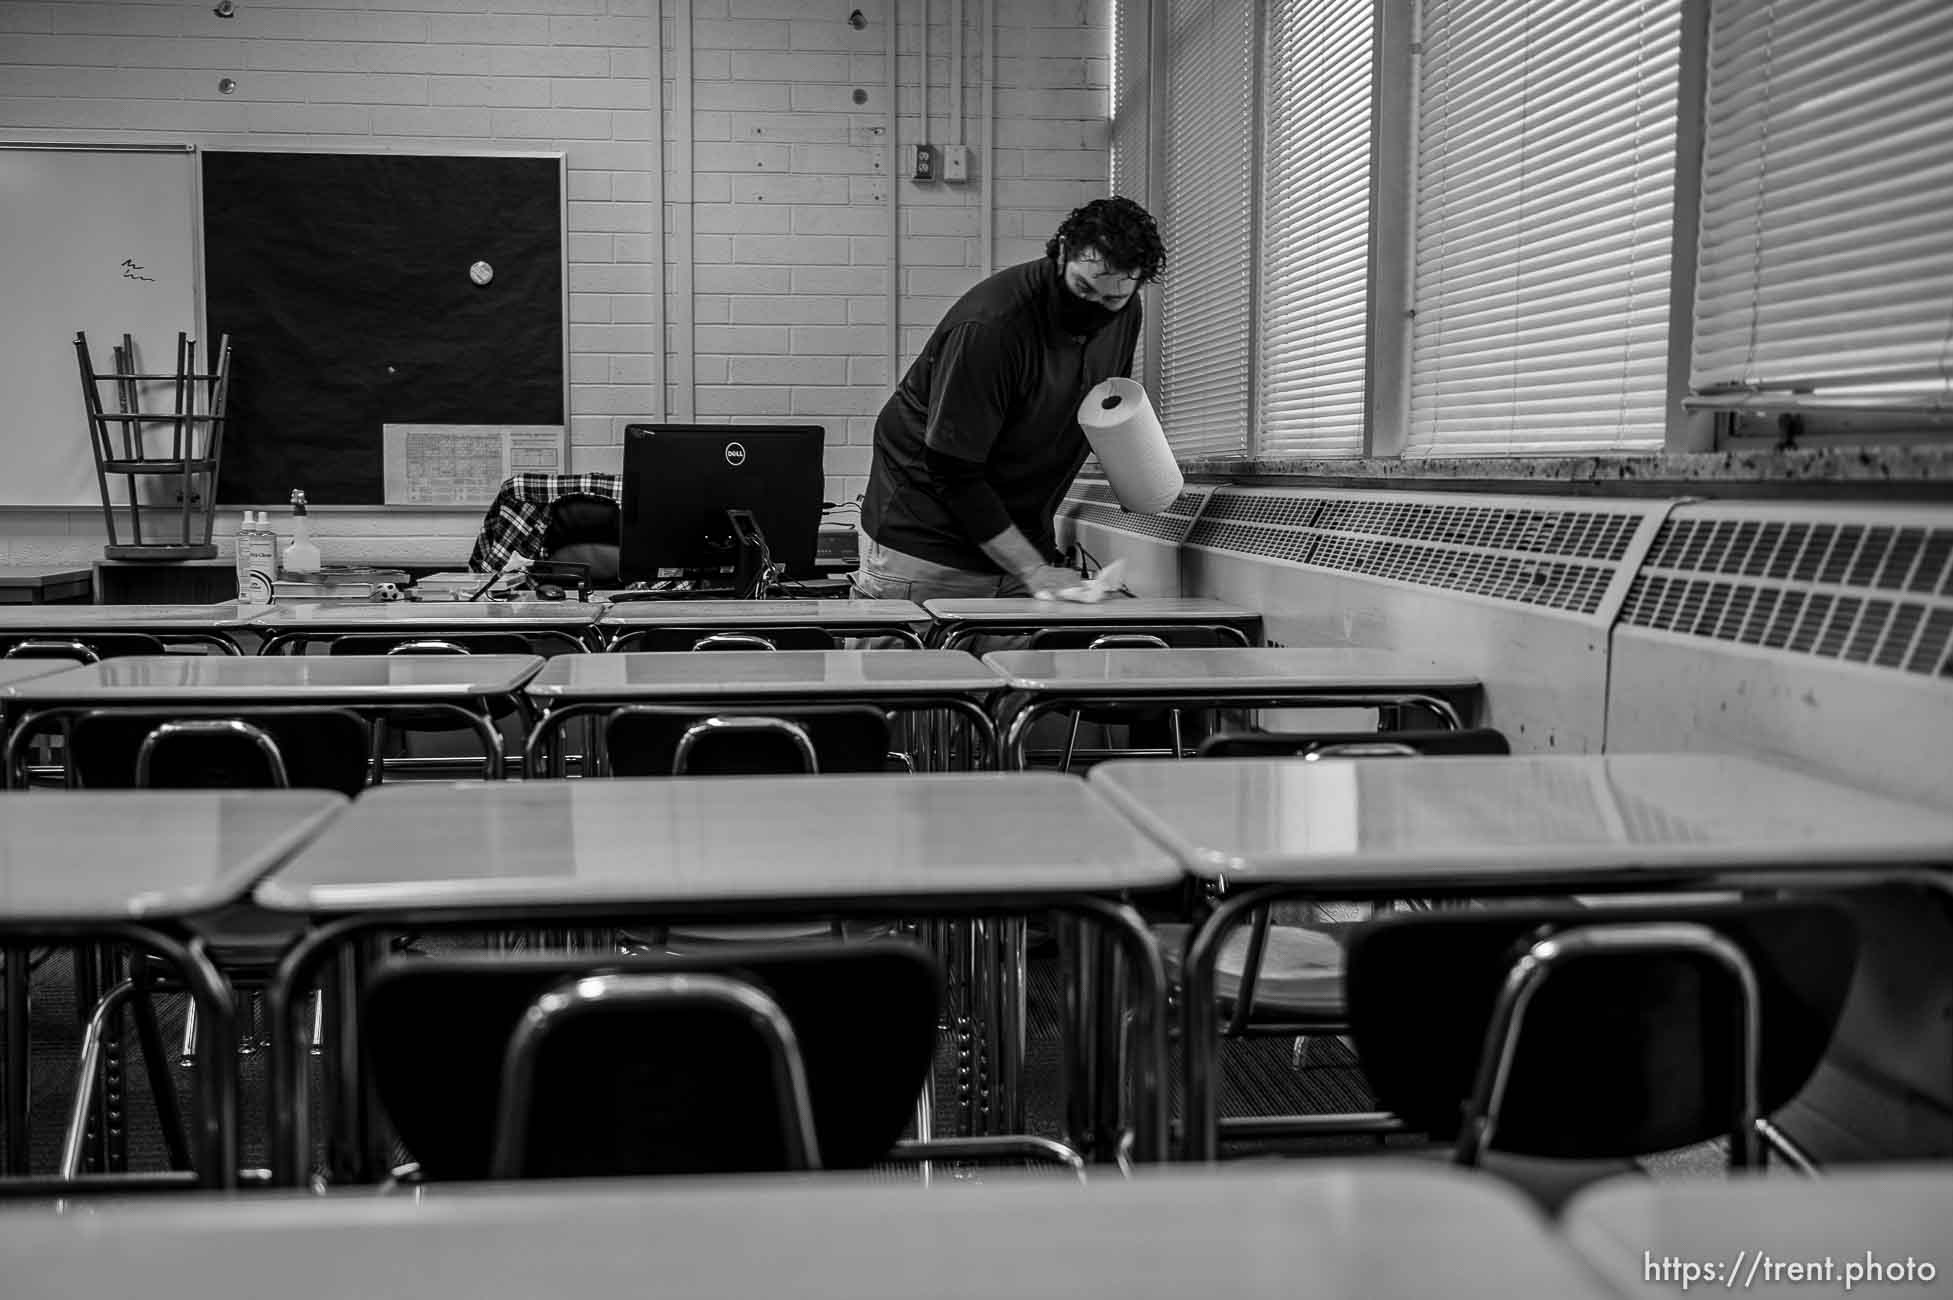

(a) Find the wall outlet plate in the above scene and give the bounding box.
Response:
[941,144,969,183]
[911,143,937,182]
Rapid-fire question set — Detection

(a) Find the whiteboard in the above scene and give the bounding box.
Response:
[0,144,201,506]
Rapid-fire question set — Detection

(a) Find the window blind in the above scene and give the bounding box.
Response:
[1110,0,1151,388]
[1159,0,1256,458]
[1407,0,1679,456]
[1691,0,1953,411]
[1257,0,1373,457]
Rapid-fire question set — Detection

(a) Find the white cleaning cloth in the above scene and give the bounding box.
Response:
[1035,558,1128,604]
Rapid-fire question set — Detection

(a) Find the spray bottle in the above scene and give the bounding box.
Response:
[282,488,322,576]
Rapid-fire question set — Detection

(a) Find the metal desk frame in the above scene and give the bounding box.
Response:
[263,891,1166,1185]
[0,657,545,788]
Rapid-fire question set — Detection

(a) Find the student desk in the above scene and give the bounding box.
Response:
[596,597,930,649]
[251,601,600,656]
[0,789,346,1184]
[924,595,1262,651]
[0,566,91,605]
[251,772,1176,1183]
[1086,753,1953,1161]
[0,603,259,655]
[0,1163,1616,1300]
[0,661,68,696]
[984,647,1482,768]
[521,649,1009,775]
[1562,1167,1953,1298]
[0,655,545,787]
[0,663,67,764]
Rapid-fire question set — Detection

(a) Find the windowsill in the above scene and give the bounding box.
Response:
[1172,445,1953,498]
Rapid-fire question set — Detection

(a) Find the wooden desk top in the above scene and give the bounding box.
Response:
[526,649,1006,700]
[984,647,1481,693]
[255,772,1179,914]
[1,654,545,704]
[925,595,1262,625]
[0,603,260,631]
[597,598,927,627]
[1564,1167,1953,1298]
[0,790,346,924]
[1089,753,1953,885]
[250,601,601,629]
[0,1163,1613,1300]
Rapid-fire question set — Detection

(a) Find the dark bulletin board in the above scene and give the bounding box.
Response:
[202,150,565,506]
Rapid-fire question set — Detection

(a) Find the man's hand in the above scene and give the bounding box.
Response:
[1023,564,1082,598]
[979,526,1078,598]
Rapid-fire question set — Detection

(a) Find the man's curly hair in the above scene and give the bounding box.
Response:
[1045,196,1166,284]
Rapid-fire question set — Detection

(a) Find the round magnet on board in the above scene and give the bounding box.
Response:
[469,261,494,286]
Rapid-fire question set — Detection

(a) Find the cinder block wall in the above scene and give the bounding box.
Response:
[0,0,1112,566]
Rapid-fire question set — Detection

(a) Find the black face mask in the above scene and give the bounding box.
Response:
[1051,270,1126,338]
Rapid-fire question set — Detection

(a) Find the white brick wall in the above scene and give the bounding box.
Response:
[0,0,1111,568]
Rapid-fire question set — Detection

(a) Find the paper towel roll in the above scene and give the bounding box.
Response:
[1076,377,1184,515]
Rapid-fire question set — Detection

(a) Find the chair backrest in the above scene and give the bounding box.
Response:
[603,703,892,777]
[610,626,837,652]
[0,632,169,662]
[69,708,371,794]
[1344,897,1857,1159]
[362,942,942,1180]
[1195,727,1512,759]
[539,494,621,586]
[329,633,536,656]
[1027,624,1245,650]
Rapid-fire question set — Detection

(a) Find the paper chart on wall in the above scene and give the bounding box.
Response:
[381,424,565,506]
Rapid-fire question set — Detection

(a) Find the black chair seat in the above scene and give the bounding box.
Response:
[603,703,892,777]
[69,708,371,794]
[609,626,837,652]
[363,943,942,1180]
[1345,897,1858,1161]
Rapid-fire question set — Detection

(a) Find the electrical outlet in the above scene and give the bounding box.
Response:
[911,143,937,182]
[941,144,969,183]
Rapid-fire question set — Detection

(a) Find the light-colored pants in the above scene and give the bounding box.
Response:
[848,533,1030,603]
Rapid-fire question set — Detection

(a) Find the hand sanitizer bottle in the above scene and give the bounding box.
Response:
[236,512,277,605]
[282,489,322,576]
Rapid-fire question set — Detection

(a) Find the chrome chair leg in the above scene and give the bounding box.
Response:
[179,998,198,1069]
[61,980,136,1179]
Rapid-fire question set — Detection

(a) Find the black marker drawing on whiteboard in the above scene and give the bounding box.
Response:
[120,259,155,282]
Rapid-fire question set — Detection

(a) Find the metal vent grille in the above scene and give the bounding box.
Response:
[1186,488,1652,618]
[1621,511,1953,677]
[1057,480,1212,545]
[1199,494,1642,562]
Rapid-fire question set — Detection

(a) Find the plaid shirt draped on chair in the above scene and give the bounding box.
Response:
[467,472,620,573]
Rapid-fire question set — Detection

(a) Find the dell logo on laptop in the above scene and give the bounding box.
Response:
[724,441,747,467]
